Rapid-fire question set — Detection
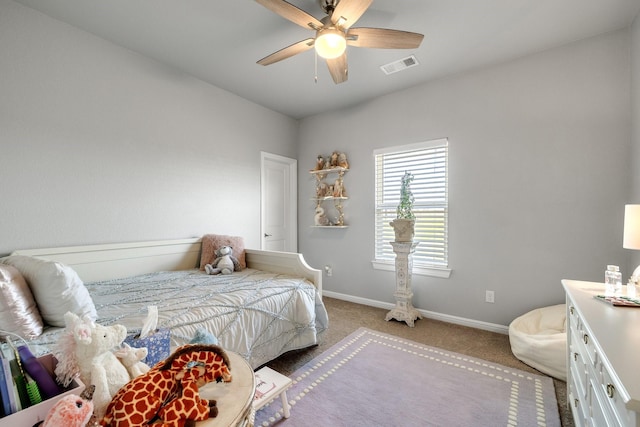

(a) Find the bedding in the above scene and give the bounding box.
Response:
[0,264,43,339]
[23,267,328,369]
[0,255,97,326]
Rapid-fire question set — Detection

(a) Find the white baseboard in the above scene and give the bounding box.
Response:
[323,290,510,335]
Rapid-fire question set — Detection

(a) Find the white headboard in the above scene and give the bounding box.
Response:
[12,238,322,295]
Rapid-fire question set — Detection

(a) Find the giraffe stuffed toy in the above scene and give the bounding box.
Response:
[100,344,232,427]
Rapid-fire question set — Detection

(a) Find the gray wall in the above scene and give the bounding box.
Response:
[297,30,632,327]
[0,0,299,254]
[631,15,640,272]
[2,0,637,329]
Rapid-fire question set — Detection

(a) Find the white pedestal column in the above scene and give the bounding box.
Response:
[385,241,422,327]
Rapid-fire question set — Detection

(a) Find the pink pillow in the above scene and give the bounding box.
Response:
[200,234,246,270]
[0,264,44,339]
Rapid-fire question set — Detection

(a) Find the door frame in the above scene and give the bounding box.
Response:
[260,151,298,251]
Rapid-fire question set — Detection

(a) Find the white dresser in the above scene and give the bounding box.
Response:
[563,280,640,426]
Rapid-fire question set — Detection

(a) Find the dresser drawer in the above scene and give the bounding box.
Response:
[568,380,589,427]
[569,305,598,368]
[569,341,588,401]
[600,361,636,426]
[590,374,619,427]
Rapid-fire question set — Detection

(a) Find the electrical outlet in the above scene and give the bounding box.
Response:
[485,290,495,303]
[324,265,332,277]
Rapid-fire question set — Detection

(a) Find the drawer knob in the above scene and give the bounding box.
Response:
[570,306,575,315]
[573,352,578,361]
[607,383,615,398]
[583,334,589,345]
[574,398,579,408]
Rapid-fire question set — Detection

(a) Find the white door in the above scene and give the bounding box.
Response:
[261,152,297,252]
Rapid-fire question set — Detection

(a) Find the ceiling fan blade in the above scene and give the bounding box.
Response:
[326,52,348,84]
[331,0,372,29]
[255,0,323,30]
[347,27,424,49]
[257,38,315,66]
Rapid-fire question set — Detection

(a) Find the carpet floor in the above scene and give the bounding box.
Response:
[263,297,573,427]
[256,327,560,427]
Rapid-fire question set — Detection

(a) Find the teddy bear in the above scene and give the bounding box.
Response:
[204,245,241,275]
[53,312,134,420]
[115,343,151,377]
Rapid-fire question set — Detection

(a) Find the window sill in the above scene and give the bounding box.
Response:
[371,260,451,278]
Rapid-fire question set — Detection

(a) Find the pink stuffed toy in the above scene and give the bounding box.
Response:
[34,385,95,427]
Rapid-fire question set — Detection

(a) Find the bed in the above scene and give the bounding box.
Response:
[3,237,328,370]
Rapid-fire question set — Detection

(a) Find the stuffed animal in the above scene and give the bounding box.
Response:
[115,343,151,378]
[34,385,95,427]
[204,246,240,275]
[101,344,232,427]
[189,327,219,346]
[53,312,133,420]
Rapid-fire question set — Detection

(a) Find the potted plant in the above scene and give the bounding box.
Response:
[390,171,416,242]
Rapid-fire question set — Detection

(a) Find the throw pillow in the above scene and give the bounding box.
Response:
[0,255,97,327]
[0,264,44,339]
[200,234,246,270]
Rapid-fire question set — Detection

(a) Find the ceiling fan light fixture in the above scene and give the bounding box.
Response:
[314,27,346,59]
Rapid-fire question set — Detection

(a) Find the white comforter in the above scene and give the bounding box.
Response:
[27,269,328,369]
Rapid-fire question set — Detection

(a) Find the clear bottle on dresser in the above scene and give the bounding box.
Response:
[627,280,637,298]
[605,265,622,295]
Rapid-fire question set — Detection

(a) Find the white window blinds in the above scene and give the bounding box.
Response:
[374,139,448,270]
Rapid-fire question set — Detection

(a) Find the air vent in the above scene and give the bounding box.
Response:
[380,55,419,75]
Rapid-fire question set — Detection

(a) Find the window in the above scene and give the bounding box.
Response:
[373,139,450,278]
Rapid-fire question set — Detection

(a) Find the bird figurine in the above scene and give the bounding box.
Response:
[314,206,331,226]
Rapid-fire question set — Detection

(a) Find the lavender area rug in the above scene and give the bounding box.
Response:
[254,327,560,427]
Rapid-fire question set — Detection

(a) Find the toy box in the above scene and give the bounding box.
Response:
[0,354,85,425]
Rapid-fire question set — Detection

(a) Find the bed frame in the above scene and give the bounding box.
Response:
[12,237,322,296]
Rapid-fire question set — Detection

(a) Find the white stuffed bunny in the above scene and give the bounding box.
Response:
[115,343,151,377]
[54,312,132,419]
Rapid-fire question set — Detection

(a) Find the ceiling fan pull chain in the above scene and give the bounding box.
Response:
[314,50,318,83]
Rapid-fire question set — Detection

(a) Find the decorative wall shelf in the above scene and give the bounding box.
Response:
[310,153,349,228]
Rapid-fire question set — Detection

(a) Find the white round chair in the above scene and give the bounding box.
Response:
[508,304,567,381]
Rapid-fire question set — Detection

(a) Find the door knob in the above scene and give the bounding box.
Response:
[264,233,272,237]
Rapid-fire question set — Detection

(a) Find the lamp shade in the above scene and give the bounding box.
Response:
[623,204,640,249]
[315,28,346,59]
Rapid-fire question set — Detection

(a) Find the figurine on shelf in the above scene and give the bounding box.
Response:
[337,152,349,169]
[334,203,345,226]
[313,155,325,171]
[329,151,339,168]
[314,206,331,226]
[333,179,345,198]
[323,156,332,169]
[316,182,329,198]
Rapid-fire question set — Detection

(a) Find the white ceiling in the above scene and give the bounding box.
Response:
[13,0,640,119]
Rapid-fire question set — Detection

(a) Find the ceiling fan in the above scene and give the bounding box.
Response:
[255,0,424,84]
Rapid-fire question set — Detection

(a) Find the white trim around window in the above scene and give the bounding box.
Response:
[373,138,451,278]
